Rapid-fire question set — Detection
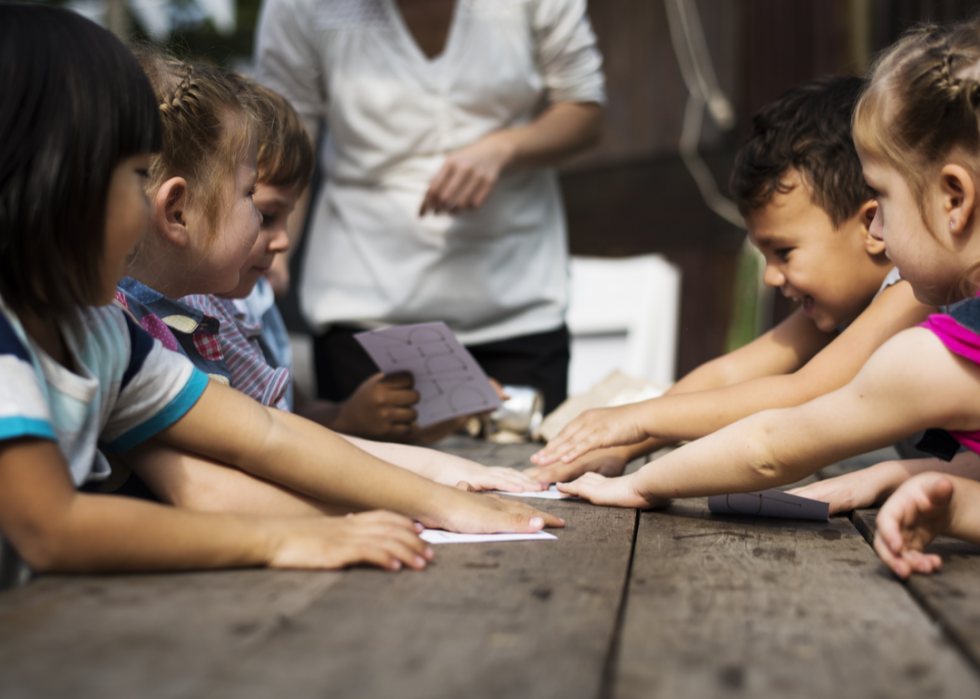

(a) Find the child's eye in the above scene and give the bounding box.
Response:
[261,213,274,227]
[248,186,257,198]
[775,248,792,261]
[136,169,150,179]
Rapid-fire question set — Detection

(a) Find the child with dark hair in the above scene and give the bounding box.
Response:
[544,20,980,580]
[0,5,432,574]
[528,75,935,491]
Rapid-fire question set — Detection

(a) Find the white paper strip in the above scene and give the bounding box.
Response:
[490,485,578,500]
[355,322,502,427]
[420,529,558,544]
[708,489,829,521]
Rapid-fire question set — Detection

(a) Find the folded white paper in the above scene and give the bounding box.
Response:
[708,489,829,521]
[490,485,578,500]
[419,529,558,544]
[354,322,502,427]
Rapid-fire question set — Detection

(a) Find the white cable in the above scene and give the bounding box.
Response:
[666,0,774,335]
[664,0,744,229]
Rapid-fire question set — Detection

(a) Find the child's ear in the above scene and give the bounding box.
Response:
[941,164,976,236]
[154,177,190,248]
[857,200,885,255]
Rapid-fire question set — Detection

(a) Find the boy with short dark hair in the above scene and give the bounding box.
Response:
[528,75,935,483]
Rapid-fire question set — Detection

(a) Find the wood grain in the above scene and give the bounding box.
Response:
[203,497,636,699]
[614,498,980,698]
[852,508,980,673]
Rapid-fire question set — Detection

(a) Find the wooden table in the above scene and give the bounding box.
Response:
[1,438,979,698]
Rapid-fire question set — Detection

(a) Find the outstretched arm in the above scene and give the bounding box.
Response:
[156,383,564,533]
[533,281,931,470]
[339,435,545,493]
[0,438,430,573]
[790,451,980,514]
[558,327,980,508]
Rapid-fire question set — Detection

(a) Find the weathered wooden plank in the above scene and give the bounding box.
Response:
[852,508,980,673]
[0,569,345,699]
[613,498,980,698]
[200,498,635,699]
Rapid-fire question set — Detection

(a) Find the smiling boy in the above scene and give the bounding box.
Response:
[528,75,936,480]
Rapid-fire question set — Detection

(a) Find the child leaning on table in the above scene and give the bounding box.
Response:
[0,5,431,574]
[191,76,470,445]
[528,74,935,482]
[552,19,980,579]
[112,48,549,516]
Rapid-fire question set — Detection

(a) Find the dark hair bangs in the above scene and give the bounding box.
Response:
[0,5,161,318]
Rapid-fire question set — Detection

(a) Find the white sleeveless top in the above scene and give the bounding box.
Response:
[256,0,606,344]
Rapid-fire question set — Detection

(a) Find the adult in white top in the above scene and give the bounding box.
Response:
[256,0,605,413]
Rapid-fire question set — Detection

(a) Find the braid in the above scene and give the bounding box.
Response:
[939,44,956,90]
[130,45,255,240]
[159,64,197,117]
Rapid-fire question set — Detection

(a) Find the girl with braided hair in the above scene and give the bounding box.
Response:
[113,48,558,527]
[549,19,980,580]
[0,8,560,578]
[0,5,432,574]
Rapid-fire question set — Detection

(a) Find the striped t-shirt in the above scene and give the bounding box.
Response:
[0,298,208,486]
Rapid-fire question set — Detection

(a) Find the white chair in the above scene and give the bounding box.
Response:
[565,255,682,396]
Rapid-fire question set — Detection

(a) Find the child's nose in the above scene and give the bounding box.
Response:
[269,226,290,254]
[763,263,785,288]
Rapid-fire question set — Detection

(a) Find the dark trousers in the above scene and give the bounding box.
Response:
[314,324,570,415]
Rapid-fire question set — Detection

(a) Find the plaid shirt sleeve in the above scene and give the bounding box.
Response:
[181,295,292,411]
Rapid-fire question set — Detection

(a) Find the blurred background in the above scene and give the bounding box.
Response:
[37,0,980,378]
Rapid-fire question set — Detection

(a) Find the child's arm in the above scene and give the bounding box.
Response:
[526,308,831,481]
[874,473,980,578]
[789,451,980,514]
[0,438,431,573]
[532,281,931,471]
[557,327,980,508]
[154,383,564,533]
[125,442,342,516]
[125,431,543,517]
[339,435,546,492]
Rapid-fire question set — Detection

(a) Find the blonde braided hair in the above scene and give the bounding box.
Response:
[854,19,980,299]
[131,46,257,246]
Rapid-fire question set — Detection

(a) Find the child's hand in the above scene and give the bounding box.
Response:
[434,463,547,493]
[873,473,954,579]
[524,447,630,484]
[265,510,434,571]
[334,372,419,441]
[556,472,670,509]
[789,461,909,514]
[425,492,565,533]
[531,405,648,467]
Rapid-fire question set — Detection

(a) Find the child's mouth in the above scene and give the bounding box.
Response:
[802,295,815,313]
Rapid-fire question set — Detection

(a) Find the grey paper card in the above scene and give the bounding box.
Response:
[708,489,830,521]
[354,322,503,427]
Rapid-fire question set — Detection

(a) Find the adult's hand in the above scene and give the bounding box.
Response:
[419,132,515,216]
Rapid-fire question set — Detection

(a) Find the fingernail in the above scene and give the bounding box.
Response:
[414,555,426,568]
[425,546,434,558]
[414,522,424,532]
[391,560,402,570]
[530,517,544,528]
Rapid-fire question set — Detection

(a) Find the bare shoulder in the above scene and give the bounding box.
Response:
[862,327,980,432]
